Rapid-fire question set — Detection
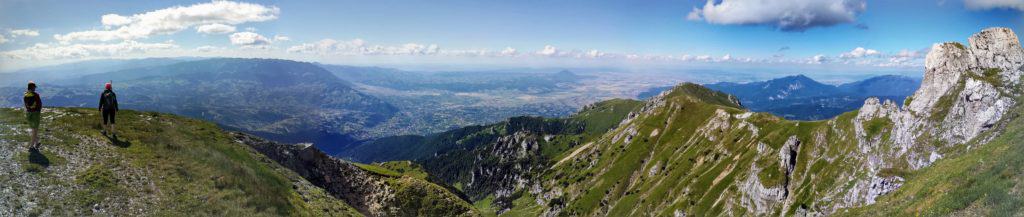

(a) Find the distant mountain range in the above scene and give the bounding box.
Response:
[640,74,921,120]
[0,58,191,87]
[0,58,593,153]
[1,58,397,153]
[323,65,585,93]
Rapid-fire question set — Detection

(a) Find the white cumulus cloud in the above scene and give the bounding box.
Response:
[687,0,867,31]
[695,55,712,61]
[965,0,1024,11]
[584,49,606,58]
[0,35,7,44]
[194,45,220,52]
[56,1,279,43]
[229,32,272,47]
[839,47,880,58]
[196,23,237,34]
[286,38,364,54]
[499,47,518,56]
[810,54,829,64]
[1,40,178,60]
[101,14,132,26]
[537,45,560,56]
[286,38,439,55]
[9,29,40,37]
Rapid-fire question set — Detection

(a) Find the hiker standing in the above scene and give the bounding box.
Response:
[99,82,119,137]
[23,81,42,148]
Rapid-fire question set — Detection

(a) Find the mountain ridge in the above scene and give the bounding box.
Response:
[391,27,1023,216]
[521,26,1023,216]
[701,74,921,120]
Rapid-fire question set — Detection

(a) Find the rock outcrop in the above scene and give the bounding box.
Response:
[838,27,1024,211]
[234,133,479,217]
[900,27,1022,166]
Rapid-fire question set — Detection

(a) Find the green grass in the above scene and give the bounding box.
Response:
[978,68,1005,88]
[473,195,498,217]
[354,162,403,177]
[864,117,893,139]
[930,78,966,122]
[510,82,962,216]
[389,177,479,216]
[355,161,430,180]
[0,108,362,216]
[498,193,546,217]
[669,83,742,108]
[951,42,966,50]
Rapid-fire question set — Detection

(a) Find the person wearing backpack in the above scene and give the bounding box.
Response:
[99,82,119,137]
[23,81,43,148]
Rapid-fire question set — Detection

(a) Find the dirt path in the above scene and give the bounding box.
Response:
[552,142,594,169]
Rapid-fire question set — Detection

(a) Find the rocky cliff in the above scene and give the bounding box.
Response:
[233,132,479,217]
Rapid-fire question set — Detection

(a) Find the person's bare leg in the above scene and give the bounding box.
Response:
[30,128,38,148]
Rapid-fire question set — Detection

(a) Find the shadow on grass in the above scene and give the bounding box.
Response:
[107,134,131,148]
[27,147,50,170]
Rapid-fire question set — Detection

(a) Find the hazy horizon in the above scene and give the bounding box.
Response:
[1,0,1021,76]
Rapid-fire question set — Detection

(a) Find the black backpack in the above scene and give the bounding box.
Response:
[103,92,116,109]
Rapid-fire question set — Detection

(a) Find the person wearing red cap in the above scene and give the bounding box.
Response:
[23,81,42,148]
[99,82,119,137]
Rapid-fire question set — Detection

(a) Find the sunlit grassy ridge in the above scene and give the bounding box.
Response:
[0,108,361,216]
[509,83,919,216]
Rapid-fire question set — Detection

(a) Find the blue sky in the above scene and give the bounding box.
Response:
[0,0,1022,74]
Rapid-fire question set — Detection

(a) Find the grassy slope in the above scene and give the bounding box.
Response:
[525,83,903,216]
[354,160,430,180]
[838,97,1024,216]
[0,108,362,216]
[380,99,642,215]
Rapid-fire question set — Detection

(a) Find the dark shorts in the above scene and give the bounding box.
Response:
[103,110,116,125]
[25,112,40,129]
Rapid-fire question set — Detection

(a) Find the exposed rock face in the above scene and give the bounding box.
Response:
[235,133,398,216]
[469,130,546,211]
[234,133,478,217]
[900,27,1023,164]
[845,27,1023,210]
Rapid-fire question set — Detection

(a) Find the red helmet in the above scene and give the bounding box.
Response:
[105,83,112,90]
